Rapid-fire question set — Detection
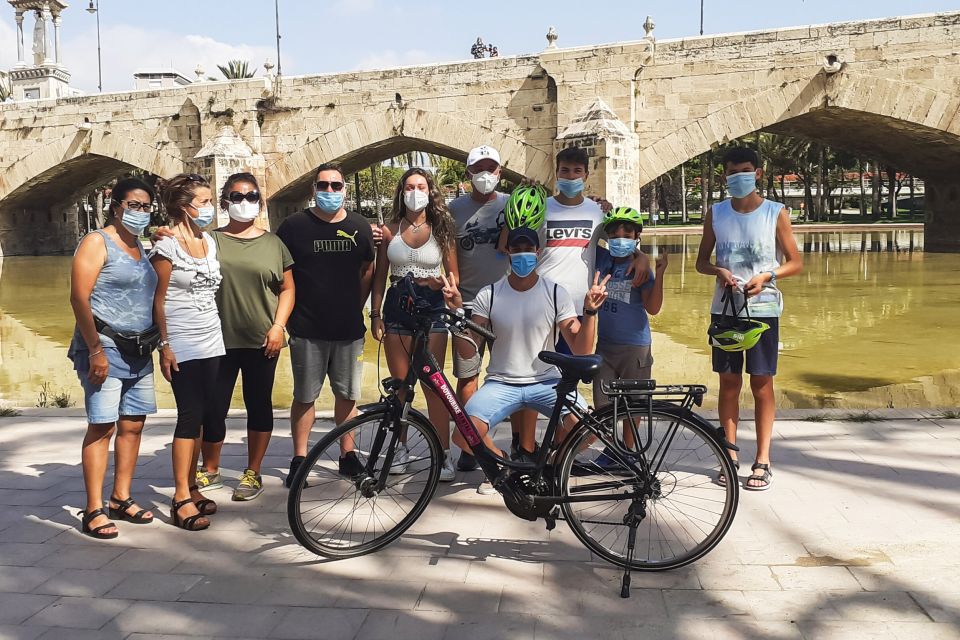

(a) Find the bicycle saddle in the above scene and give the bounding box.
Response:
[538,351,603,383]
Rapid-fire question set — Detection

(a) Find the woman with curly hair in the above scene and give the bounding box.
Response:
[370,168,460,481]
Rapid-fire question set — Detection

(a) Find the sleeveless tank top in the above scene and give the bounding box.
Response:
[710,198,783,318]
[386,226,443,279]
[68,229,158,378]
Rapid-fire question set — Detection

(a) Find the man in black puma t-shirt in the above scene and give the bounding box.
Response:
[276,162,375,483]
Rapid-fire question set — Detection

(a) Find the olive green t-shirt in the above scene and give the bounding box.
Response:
[213,230,294,350]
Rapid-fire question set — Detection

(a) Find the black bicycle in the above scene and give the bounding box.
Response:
[287,276,739,596]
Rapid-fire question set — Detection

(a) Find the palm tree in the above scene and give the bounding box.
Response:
[430,154,467,195]
[218,60,255,80]
[0,72,11,102]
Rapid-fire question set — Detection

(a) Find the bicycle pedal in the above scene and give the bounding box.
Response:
[544,507,559,531]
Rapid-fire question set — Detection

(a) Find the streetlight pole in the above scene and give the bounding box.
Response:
[699,0,704,35]
[86,0,102,92]
[274,0,282,76]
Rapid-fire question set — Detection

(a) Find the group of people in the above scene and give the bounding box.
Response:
[69,142,800,539]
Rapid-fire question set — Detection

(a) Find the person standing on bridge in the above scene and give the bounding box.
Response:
[276,163,376,485]
[370,168,460,482]
[69,177,159,539]
[695,147,803,492]
[151,173,225,531]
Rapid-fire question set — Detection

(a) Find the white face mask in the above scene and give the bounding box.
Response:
[227,200,260,222]
[470,171,499,195]
[403,189,430,213]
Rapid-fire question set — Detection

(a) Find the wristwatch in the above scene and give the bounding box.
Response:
[157,339,170,350]
[584,308,598,316]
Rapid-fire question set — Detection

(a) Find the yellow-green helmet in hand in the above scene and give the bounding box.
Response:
[505,184,548,230]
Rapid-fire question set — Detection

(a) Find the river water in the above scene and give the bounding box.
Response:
[1,228,957,410]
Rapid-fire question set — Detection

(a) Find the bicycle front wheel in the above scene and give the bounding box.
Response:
[287,408,442,559]
[558,406,738,571]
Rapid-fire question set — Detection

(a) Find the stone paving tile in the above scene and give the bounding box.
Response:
[353,610,451,640]
[743,589,844,621]
[0,594,59,625]
[333,580,426,611]
[35,546,127,570]
[104,601,288,637]
[910,590,960,624]
[101,548,191,573]
[414,582,502,613]
[255,577,344,608]
[696,562,782,591]
[35,628,132,640]
[0,567,60,593]
[268,607,368,640]
[770,565,863,591]
[672,619,805,639]
[32,569,129,598]
[0,626,49,640]
[178,574,278,605]
[0,543,59,567]
[532,615,672,640]
[104,572,204,602]
[661,589,753,619]
[24,596,131,630]
[441,613,536,640]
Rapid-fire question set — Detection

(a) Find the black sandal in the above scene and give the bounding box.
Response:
[171,498,210,531]
[744,463,773,491]
[80,508,119,539]
[108,496,154,524]
[718,459,740,487]
[189,485,217,515]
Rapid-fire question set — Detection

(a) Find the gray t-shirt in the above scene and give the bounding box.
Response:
[472,276,577,384]
[450,192,509,306]
[149,234,225,363]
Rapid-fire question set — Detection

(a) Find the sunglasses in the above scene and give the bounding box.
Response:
[185,173,207,184]
[315,181,345,192]
[114,199,153,211]
[227,191,260,204]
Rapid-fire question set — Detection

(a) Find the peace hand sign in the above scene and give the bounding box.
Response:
[584,270,611,313]
[440,271,463,309]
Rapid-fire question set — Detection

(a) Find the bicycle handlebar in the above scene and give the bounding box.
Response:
[392,274,496,343]
[438,308,496,343]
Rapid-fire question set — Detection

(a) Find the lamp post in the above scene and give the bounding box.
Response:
[274,0,282,76]
[86,0,102,92]
[699,0,704,35]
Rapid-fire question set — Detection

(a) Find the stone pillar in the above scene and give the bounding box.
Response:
[52,11,62,64]
[40,5,53,64]
[14,11,25,67]
[193,125,268,228]
[923,178,960,253]
[554,98,640,209]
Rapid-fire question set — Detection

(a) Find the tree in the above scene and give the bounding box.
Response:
[429,155,467,195]
[0,71,10,102]
[218,60,255,80]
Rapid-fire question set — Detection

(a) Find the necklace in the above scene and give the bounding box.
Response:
[404,216,427,234]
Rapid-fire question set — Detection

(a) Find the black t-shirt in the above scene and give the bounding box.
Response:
[276,209,375,341]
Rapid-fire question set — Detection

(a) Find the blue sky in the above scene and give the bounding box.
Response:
[2,0,958,92]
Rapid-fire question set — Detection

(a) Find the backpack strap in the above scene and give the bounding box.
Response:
[552,282,558,345]
[487,282,496,334]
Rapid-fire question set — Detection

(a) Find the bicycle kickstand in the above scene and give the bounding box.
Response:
[621,503,642,598]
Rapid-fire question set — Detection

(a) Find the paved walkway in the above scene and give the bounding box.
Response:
[0,410,958,640]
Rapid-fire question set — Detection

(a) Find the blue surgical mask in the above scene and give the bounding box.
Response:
[119,208,150,236]
[509,252,538,278]
[726,172,757,198]
[315,191,344,213]
[190,205,216,228]
[556,178,584,198]
[607,237,637,258]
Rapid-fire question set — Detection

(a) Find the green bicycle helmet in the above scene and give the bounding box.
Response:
[505,184,548,230]
[603,206,645,231]
[708,318,771,352]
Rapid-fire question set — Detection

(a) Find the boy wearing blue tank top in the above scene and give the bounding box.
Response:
[695,147,803,492]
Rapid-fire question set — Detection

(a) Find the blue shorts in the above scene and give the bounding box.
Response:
[78,372,157,424]
[465,378,588,427]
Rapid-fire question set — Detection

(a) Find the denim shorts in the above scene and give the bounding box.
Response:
[465,378,588,427]
[79,372,157,424]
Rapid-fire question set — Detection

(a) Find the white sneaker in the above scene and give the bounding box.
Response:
[477,479,497,495]
[389,444,409,475]
[439,452,456,482]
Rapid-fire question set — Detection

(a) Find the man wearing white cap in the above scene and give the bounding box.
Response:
[447,145,519,476]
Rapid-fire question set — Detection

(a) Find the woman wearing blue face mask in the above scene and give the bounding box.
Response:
[150,173,225,531]
[69,177,160,539]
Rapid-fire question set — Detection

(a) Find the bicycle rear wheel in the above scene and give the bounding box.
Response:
[558,406,738,571]
[287,408,442,558]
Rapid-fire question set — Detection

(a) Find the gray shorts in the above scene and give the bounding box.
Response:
[289,335,365,403]
[593,342,653,408]
[452,307,487,379]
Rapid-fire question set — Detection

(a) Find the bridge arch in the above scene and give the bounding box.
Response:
[264,108,554,219]
[639,72,960,184]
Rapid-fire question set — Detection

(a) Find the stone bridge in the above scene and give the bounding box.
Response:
[2,11,960,256]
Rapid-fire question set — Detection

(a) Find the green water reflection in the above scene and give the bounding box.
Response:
[1,228,958,410]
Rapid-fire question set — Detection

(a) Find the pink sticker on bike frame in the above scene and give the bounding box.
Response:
[428,371,482,447]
